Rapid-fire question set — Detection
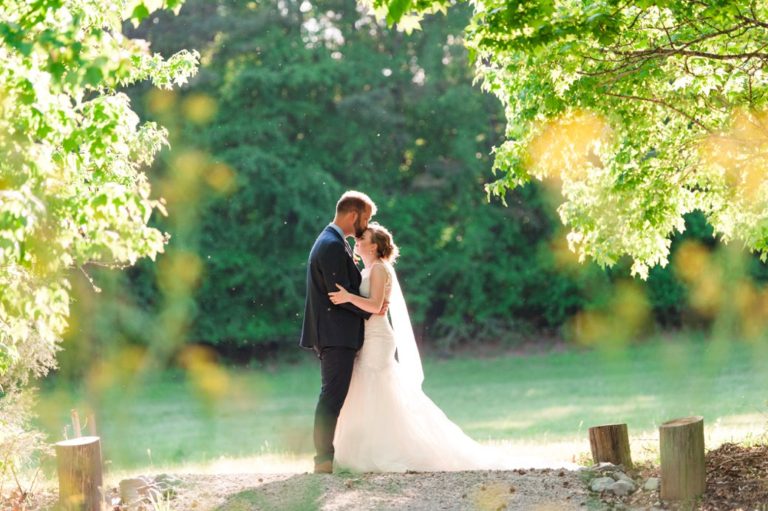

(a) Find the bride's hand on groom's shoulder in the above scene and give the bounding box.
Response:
[329,283,351,305]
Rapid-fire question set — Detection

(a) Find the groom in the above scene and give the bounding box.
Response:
[300,190,382,474]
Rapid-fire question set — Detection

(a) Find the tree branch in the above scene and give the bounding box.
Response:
[580,63,647,83]
[603,92,711,131]
[614,47,768,62]
[78,265,102,293]
[83,260,131,269]
[737,14,768,30]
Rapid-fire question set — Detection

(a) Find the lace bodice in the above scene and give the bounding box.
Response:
[355,263,396,373]
[359,263,392,302]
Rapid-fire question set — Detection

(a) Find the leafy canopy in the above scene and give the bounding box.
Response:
[369,0,768,278]
[0,0,197,469]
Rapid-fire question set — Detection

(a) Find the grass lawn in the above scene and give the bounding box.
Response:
[34,337,768,472]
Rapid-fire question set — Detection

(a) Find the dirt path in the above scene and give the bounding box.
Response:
[17,469,593,510]
[13,440,766,509]
[165,469,591,510]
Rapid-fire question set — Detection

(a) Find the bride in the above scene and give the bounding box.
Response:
[328,222,512,472]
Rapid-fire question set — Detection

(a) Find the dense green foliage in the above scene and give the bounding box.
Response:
[64,0,595,359]
[59,0,768,369]
[0,0,197,485]
[373,0,768,278]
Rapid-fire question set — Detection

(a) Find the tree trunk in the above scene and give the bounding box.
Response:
[588,423,633,468]
[659,416,705,502]
[55,436,104,511]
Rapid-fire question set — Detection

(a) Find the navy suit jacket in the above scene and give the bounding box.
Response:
[300,226,372,352]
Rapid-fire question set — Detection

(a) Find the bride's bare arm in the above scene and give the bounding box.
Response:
[329,264,388,314]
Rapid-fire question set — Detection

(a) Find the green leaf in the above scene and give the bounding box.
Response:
[93,193,108,207]
[84,65,103,87]
[62,136,79,152]
[19,80,35,105]
[131,3,151,24]
[48,61,66,80]
[386,0,412,25]
[166,0,184,14]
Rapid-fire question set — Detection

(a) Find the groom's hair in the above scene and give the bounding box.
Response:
[336,191,377,216]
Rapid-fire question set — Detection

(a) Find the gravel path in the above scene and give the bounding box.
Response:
[168,469,592,510]
[6,447,599,510]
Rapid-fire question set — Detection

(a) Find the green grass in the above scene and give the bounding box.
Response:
[34,337,768,471]
[212,478,324,511]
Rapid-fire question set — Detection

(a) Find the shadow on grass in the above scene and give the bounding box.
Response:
[212,475,324,511]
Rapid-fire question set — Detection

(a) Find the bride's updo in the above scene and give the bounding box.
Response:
[367,222,399,264]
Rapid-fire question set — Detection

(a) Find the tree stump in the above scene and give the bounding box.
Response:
[588,423,633,468]
[55,436,104,511]
[659,416,705,502]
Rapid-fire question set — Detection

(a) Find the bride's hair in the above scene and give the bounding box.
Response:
[367,222,399,264]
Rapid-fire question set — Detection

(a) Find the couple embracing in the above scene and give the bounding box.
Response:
[300,191,509,474]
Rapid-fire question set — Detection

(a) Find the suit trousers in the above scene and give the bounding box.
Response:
[313,346,357,464]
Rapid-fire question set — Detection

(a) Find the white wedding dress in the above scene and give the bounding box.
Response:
[333,263,511,472]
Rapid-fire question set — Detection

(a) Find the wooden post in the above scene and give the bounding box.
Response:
[86,413,97,436]
[660,416,705,502]
[70,409,82,438]
[55,436,104,511]
[588,423,633,468]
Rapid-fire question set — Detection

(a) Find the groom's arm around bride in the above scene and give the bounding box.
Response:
[299,221,372,356]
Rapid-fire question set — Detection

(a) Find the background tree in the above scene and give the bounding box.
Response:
[0,0,197,483]
[372,0,768,278]
[61,0,768,373]
[63,0,602,363]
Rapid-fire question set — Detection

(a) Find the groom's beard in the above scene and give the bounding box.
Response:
[354,219,366,238]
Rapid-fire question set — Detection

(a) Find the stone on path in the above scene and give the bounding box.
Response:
[590,477,615,492]
[608,480,635,496]
[644,478,659,491]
